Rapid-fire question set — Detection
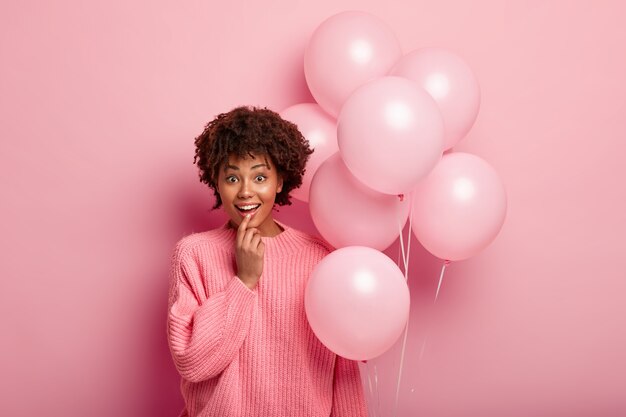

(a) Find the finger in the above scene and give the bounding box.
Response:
[237,214,251,246]
[242,228,260,249]
[250,233,262,251]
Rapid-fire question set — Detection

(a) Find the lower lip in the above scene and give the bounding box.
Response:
[237,206,260,218]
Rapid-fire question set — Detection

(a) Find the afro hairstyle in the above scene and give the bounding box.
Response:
[193,105,314,209]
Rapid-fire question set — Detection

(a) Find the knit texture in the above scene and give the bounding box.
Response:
[166,219,369,417]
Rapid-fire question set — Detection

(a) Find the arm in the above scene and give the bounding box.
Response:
[330,355,369,417]
[166,242,256,383]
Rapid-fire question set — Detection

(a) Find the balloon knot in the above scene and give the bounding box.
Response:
[444,259,452,265]
[398,193,404,202]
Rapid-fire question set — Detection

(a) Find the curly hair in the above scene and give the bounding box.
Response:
[193,105,313,209]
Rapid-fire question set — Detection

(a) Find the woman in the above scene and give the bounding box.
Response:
[166,105,368,417]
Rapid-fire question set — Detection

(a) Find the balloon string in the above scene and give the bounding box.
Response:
[409,259,453,414]
[419,260,452,373]
[397,216,408,274]
[374,362,380,417]
[394,314,410,417]
[406,193,413,269]
[397,244,402,273]
[365,361,377,417]
[396,194,411,274]
[396,229,402,274]
[393,201,413,417]
[435,260,451,302]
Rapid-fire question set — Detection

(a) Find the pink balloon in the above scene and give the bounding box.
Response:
[304,11,402,117]
[411,152,507,261]
[280,103,338,202]
[305,246,410,360]
[338,76,444,195]
[392,48,481,150]
[309,153,410,251]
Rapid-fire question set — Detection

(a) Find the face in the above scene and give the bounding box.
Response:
[216,153,283,236]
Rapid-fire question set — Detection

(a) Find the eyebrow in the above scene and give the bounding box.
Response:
[224,163,270,171]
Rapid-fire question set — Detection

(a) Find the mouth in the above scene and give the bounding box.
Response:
[235,203,261,217]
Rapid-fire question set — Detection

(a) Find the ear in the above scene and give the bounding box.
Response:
[277,174,283,194]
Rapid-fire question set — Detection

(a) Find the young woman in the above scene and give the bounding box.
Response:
[166,106,368,417]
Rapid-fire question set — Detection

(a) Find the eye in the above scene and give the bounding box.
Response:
[226,175,238,183]
[255,175,267,182]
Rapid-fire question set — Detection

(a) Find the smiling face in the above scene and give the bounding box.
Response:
[216,153,284,237]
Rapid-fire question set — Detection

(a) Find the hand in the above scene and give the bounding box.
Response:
[235,214,264,289]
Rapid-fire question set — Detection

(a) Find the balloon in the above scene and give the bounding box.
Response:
[304,11,402,117]
[338,76,444,195]
[309,153,409,251]
[391,48,481,150]
[411,152,507,261]
[305,246,410,360]
[280,103,338,202]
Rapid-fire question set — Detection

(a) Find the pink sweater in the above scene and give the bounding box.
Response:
[166,219,368,417]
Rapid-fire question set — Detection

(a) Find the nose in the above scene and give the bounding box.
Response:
[237,179,254,199]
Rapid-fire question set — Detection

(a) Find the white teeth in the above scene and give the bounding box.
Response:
[238,204,260,210]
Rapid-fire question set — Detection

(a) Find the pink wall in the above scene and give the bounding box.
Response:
[1,0,625,416]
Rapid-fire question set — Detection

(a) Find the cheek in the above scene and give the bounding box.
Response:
[217,186,235,203]
[258,183,272,192]
[258,183,279,199]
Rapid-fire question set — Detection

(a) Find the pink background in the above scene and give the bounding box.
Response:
[1,0,625,416]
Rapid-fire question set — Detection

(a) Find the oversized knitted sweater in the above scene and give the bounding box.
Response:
[166,219,368,417]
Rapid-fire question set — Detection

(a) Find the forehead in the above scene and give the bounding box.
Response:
[224,152,272,168]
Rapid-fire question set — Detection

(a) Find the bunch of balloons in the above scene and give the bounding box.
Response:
[280,11,507,361]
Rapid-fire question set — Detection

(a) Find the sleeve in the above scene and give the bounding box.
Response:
[166,242,257,383]
[330,355,369,417]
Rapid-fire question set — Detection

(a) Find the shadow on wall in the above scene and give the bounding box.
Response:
[144,277,186,417]
[141,173,227,417]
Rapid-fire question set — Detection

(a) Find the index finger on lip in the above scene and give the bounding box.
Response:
[237,214,251,245]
